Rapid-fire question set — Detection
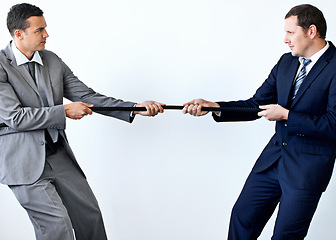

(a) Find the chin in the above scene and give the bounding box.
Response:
[37,46,46,51]
[291,51,299,57]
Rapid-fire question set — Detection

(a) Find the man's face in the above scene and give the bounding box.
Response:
[284,15,310,58]
[17,16,49,58]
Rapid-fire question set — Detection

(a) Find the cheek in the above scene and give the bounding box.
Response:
[291,36,298,43]
[292,37,302,49]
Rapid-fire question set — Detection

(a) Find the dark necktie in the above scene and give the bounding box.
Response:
[292,58,312,98]
[27,61,59,143]
[27,62,36,83]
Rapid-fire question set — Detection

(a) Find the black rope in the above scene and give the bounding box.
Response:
[0,106,261,128]
[91,105,262,112]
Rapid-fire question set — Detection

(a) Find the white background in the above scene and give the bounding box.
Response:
[1,0,336,239]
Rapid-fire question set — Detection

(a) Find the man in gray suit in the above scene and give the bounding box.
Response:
[0,3,164,240]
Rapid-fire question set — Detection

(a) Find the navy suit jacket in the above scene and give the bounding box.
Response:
[213,41,336,192]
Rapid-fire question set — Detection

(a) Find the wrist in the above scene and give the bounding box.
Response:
[212,102,220,115]
[283,109,289,120]
[133,103,140,115]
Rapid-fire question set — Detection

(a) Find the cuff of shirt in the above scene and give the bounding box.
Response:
[214,111,221,117]
[130,103,137,118]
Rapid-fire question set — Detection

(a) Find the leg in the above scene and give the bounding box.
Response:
[271,182,322,240]
[47,146,107,240]
[228,167,282,240]
[9,162,74,240]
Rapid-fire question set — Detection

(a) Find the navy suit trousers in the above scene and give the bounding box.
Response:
[228,158,322,240]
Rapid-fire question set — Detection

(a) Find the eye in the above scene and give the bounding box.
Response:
[35,28,44,33]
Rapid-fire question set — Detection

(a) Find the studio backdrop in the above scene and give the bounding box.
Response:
[0,0,335,239]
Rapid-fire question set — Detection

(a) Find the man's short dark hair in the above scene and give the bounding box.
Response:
[7,3,44,36]
[285,4,327,39]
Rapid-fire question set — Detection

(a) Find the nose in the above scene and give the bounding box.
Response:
[43,29,49,38]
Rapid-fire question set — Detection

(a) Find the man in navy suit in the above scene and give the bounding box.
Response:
[183,4,336,239]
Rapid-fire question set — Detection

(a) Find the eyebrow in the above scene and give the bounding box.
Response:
[34,27,45,32]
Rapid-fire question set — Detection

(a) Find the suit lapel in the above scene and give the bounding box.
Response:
[290,61,327,107]
[5,43,39,94]
[290,42,335,107]
[280,59,299,108]
[5,43,56,107]
[13,63,39,93]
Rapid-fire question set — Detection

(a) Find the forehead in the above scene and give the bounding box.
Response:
[285,16,299,27]
[26,16,47,29]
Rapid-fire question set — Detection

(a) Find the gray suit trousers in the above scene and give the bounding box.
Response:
[9,141,107,240]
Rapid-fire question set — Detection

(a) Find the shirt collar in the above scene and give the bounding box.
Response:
[299,41,329,65]
[11,41,43,66]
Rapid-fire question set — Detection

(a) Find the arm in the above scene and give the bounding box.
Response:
[183,56,283,121]
[57,55,163,121]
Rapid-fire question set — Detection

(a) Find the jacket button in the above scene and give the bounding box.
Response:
[282,142,288,146]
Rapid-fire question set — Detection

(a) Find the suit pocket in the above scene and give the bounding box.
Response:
[302,143,334,155]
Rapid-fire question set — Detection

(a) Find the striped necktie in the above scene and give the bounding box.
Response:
[292,58,312,98]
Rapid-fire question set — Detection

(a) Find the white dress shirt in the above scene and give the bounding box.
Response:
[296,41,329,77]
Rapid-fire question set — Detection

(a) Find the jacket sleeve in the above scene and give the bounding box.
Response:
[213,55,282,122]
[56,55,137,123]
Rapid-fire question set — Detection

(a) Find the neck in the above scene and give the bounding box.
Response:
[13,39,35,60]
[304,39,327,59]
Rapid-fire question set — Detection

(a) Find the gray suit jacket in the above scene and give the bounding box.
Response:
[0,42,136,185]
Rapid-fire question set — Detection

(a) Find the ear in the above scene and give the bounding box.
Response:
[308,25,318,39]
[14,29,24,40]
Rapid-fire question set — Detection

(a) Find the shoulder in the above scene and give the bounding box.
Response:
[0,49,7,63]
[0,43,13,63]
[39,49,60,60]
[270,52,298,73]
[275,52,298,70]
[0,44,14,70]
[326,42,336,61]
[39,49,65,68]
[279,52,297,63]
